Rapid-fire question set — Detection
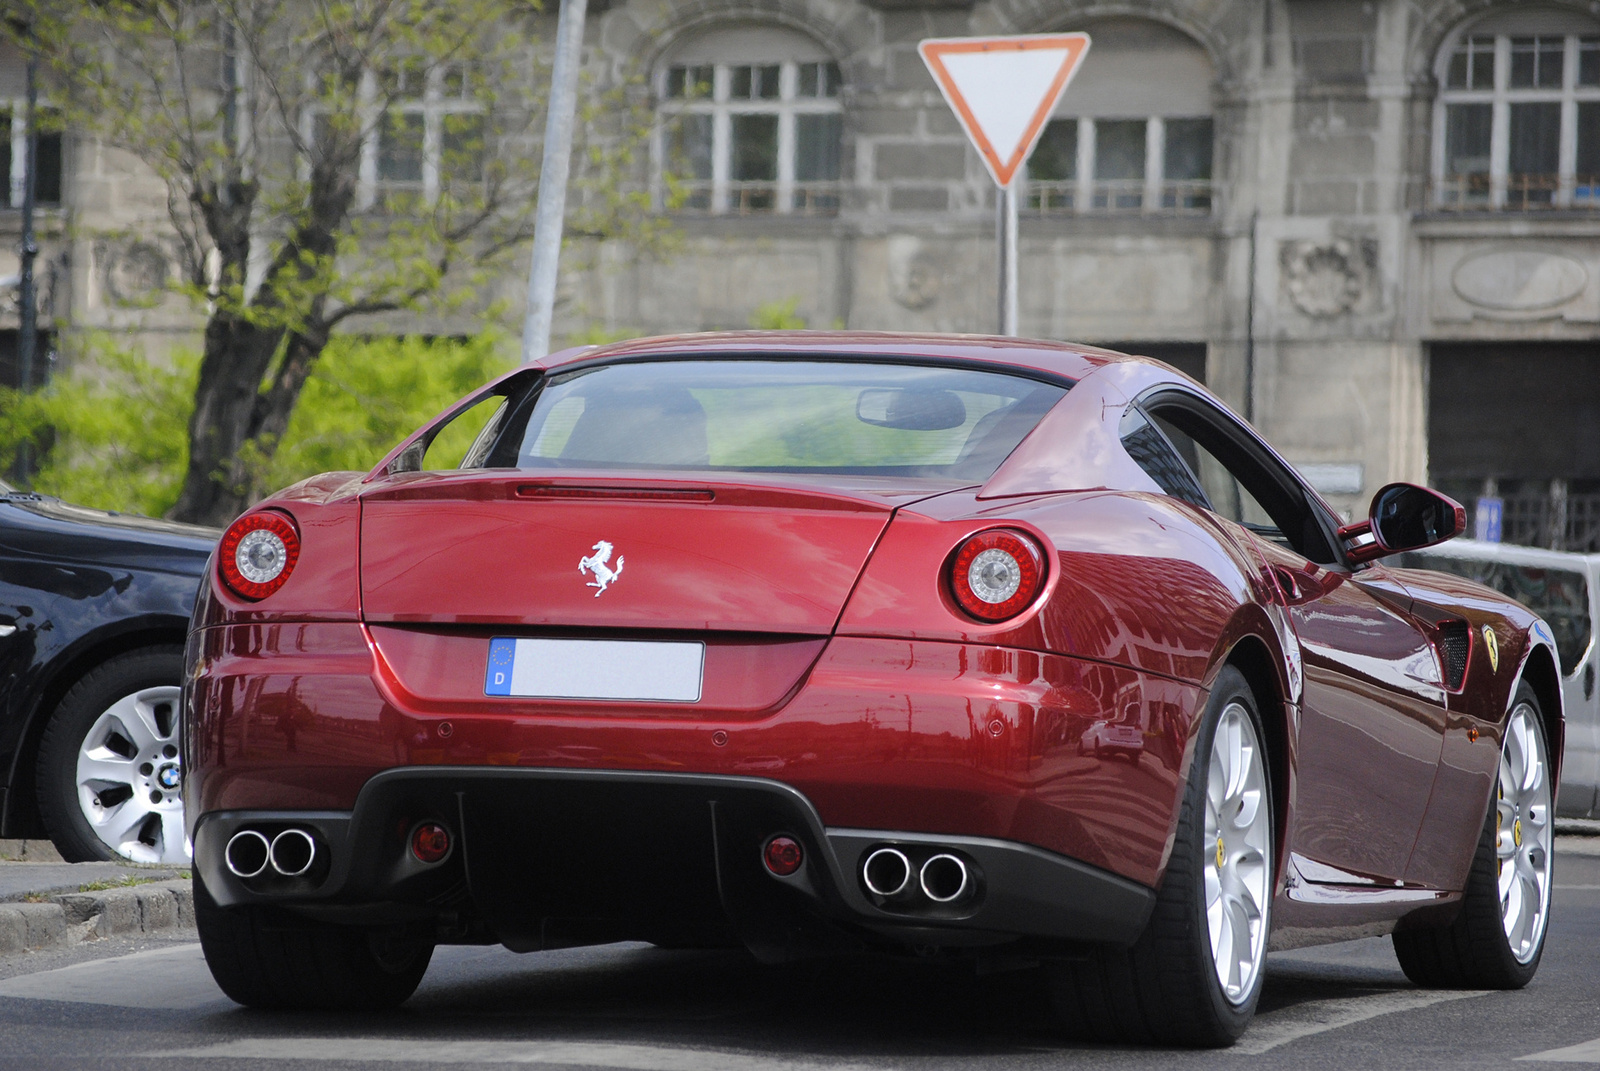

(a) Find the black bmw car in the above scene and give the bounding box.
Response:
[0,480,216,863]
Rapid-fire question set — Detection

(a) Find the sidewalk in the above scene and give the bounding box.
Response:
[0,841,192,955]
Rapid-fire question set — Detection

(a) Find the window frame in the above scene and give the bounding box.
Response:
[1433,30,1600,210]
[1025,115,1213,216]
[1,101,64,208]
[655,57,843,216]
[302,61,486,211]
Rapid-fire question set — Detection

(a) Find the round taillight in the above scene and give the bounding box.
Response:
[949,529,1045,622]
[218,511,301,601]
[763,835,804,876]
[411,822,452,864]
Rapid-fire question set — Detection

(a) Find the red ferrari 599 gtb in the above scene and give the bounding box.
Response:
[184,334,1562,1046]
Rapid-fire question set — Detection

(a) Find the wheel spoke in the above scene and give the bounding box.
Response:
[156,810,191,863]
[77,754,137,787]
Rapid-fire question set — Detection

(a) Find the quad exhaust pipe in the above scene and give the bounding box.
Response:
[860,845,976,906]
[225,828,320,879]
[918,853,972,903]
[863,848,912,898]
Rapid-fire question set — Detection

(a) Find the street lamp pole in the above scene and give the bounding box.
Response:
[17,42,39,393]
[520,0,589,363]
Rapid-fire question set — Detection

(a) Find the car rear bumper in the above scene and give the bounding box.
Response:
[184,624,1203,890]
[192,767,1156,957]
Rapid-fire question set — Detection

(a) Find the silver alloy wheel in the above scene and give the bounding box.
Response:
[1497,701,1552,964]
[1203,701,1272,1005]
[74,685,189,864]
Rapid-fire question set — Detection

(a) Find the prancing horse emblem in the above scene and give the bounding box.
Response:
[578,540,625,596]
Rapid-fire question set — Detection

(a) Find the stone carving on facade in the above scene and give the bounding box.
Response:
[101,240,172,306]
[1451,248,1588,316]
[0,251,66,325]
[887,235,942,310]
[1280,239,1372,318]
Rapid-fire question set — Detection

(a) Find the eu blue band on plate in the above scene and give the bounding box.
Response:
[485,637,517,696]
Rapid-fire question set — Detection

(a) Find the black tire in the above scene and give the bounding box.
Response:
[195,870,434,1010]
[1393,682,1551,989]
[36,647,185,863]
[1047,666,1274,1047]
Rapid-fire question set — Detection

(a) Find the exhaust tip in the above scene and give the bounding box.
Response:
[224,829,271,879]
[268,828,318,877]
[919,854,971,904]
[863,847,912,898]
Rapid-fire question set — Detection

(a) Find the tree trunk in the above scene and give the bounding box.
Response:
[168,309,284,526]
[168,167,353,527]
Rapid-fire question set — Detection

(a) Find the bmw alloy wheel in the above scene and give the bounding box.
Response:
[1204,700,1272,1004]
[75,685,189,864]
[1496,701,1552,964]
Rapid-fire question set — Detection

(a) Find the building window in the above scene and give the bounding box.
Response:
[1024,19,1214,216]
[1434,26,1600,210]
[307,61,485,210]
[657,26,842,216]
[1,106,63,208]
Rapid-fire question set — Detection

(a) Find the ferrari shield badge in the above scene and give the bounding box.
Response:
[578,540,625,596]
[1482,625,1499,673]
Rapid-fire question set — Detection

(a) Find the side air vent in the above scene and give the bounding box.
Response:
[1436,621,1470,691]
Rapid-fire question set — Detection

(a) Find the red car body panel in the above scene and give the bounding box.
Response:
[184,332,1564,959]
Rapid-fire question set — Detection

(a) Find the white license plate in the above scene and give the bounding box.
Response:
[484,638,704,702]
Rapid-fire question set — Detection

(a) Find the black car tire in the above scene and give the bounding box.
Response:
[195,870,434,1010]
[1393,682,1551,989]
[1047,666,1273,1047]
[36,646,185,863]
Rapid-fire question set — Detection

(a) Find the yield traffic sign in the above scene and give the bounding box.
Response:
[917,34,1091,188]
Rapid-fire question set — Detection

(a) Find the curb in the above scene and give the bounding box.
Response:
[0,879,194,956]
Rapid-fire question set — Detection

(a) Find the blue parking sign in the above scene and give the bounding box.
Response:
[1474,497,1503,543]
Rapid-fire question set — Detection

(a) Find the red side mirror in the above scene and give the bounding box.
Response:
[1338,483,1466,564]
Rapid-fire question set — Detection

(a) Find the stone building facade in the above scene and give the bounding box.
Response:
[3,1,1599,547]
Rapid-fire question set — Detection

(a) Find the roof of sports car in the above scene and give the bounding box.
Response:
[538,332,1155,382]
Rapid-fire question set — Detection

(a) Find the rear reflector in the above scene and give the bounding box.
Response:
[763,835,804,876]
[410,822,452,864]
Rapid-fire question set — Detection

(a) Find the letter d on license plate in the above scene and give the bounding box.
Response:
[484,638,704,702]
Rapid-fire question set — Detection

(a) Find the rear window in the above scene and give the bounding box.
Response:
[1398,553,1593,675]
[485,360,1069,480]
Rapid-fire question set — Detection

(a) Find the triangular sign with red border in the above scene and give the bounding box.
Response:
[918,34,1092,189]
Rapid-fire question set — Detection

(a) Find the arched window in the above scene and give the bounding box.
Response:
[0,44,63,207]
[657,25,842,215]
[1433,8,1600,210]
[1025,19,1214,215]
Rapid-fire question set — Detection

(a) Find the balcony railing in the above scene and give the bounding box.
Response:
[1431,173,1600,211]
[669,180,841,216]
[1026,179,1212,216]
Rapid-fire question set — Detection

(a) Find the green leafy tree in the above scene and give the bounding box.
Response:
[0,334,513,516]
[6,0,661,524]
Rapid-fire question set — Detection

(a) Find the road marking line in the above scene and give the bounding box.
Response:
[151,1038,881,1069]
[1519,1038,1600,1062]
[1236,988,1491,1055]
[0,943,224,1010]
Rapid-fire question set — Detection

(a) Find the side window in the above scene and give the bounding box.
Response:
[1141,394,1340,564]
[1119,406,1208,508]
[1146,412,1281,539]
[387,392,509,474]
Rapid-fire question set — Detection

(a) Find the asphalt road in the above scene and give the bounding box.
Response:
[0,845,1597,1070]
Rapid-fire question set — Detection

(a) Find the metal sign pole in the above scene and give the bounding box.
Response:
[521,0,589,363]
[998,183,1018,336]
